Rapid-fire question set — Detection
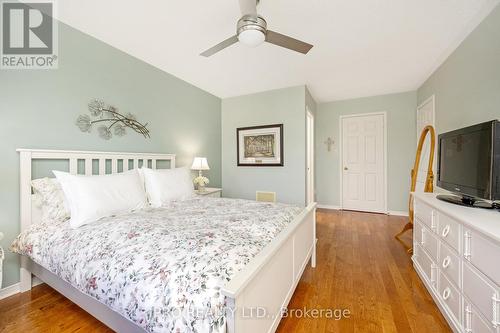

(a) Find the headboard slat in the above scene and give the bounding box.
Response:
[85,159,93,176]
[99,158,106,175]
[111,159,118,173]
[69,158,77,175]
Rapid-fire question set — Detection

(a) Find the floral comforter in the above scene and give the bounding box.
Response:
[10,197,302,333]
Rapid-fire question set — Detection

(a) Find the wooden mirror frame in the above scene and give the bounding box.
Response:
[395,125,436,248]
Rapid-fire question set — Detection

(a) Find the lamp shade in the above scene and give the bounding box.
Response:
[191,157,210,171]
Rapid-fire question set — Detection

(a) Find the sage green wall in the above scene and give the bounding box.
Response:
[0,23,221,288]
[221,86,307,206]
[316,91,417,211]
[418,4,500,132]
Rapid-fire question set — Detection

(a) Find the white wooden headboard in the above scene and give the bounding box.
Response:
[17,149,176,292]
[17,149,176,231]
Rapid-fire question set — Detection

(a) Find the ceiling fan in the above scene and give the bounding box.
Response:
[200,0,313,57]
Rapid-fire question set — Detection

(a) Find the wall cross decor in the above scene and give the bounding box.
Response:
[324,137,334,152]
[76,99,150,140]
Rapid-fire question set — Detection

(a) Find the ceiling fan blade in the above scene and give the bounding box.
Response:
[265,30,313,54]
[200,35,239,57]
[239,0,257,16]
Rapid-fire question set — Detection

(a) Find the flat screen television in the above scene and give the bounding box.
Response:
[436,120,500,208]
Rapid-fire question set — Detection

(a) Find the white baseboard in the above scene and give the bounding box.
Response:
[0,277,44,300]
[317,205,408,217]
[0,282,20,300]
[33,277,44,287]
[317,204,341,210]
[388,210,409,217]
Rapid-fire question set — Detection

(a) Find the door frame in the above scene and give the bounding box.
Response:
[306,108,315,205]
[416,94,436,187]
[339,111,388,214]
[416,94,435,139]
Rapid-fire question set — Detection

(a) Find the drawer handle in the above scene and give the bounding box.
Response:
[465,305,473,333]
[464,231,472,260]
[442,256,451,269]
[431,211,437,232]
[493,294,500,328]
[430,263,438,285]
[442,287,451,300]
[442,225,450,238]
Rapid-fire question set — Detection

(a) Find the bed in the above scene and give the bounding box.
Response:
[14,149,317,333]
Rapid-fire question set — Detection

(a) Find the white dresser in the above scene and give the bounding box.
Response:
[412,192,500,333]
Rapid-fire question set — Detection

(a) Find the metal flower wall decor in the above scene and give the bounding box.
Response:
[76,99,150,140]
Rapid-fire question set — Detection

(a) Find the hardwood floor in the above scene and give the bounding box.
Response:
[0,210,450,333]
[276,209,450,333]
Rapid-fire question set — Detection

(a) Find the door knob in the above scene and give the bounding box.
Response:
[344,166,348,170]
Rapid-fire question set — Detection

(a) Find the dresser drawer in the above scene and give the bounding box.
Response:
[439,242,460,287]
[465,229,500,286]
[438,212,460,252]
[463,262,500,327]
[418,221,438,261]
[464,299,495,333]
[438,271,461,325]
[415,219,424,245]
[414,244,437,289]
[415,200,437,232]
[415,220,438,260]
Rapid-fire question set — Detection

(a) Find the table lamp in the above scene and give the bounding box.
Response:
[191,157,210,191]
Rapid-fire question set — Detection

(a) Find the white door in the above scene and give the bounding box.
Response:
[341,113,386,213]
[415,96,435,192]
[306,110,315,205]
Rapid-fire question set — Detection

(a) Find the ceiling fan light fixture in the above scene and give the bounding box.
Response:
[237,15,267,47]
[238,29,265,47]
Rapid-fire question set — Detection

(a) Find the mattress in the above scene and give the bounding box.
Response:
[10,197,301,333]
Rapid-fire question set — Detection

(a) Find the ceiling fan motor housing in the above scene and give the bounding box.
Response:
[237,15,267,36]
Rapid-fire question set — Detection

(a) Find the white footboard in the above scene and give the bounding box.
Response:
[224,203,317,333]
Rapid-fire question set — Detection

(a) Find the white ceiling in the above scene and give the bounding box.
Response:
[56,0,499,102]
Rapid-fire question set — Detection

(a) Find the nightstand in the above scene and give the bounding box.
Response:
[195,187,222,198]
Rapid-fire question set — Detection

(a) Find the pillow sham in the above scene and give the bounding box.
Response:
[31,177,70,224]
[53,170,148,228]
[141,167,194,208]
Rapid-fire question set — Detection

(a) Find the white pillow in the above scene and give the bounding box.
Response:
[31,177,70,224]
[141,167,194,207]
[53,170,148,228]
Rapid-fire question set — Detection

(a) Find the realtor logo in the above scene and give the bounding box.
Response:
[1,0,58,69]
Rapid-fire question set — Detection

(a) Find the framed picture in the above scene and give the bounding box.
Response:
[237,124,283,166]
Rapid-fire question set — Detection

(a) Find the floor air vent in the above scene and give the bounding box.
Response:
[256,191,276,203]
